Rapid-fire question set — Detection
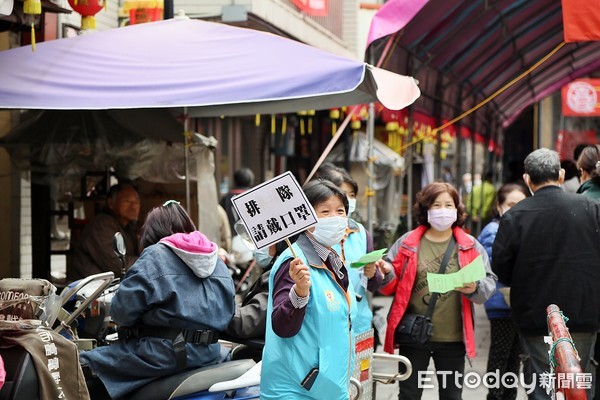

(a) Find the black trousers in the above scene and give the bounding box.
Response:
[398,341,466,400]
[486,318,522,400]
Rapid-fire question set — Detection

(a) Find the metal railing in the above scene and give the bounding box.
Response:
[546,304,587,400]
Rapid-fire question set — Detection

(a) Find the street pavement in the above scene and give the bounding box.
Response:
[371,295,528,399]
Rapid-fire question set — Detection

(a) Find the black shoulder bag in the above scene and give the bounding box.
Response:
[394,236,456,345]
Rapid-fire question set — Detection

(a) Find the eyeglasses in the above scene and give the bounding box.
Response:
[163,200,180,207]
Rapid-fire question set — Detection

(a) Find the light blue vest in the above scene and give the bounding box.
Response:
[261,238,357,400]
[333,221,371,335]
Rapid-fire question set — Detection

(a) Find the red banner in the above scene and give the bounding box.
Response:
[562,79,600,116]
[555,130,597,160]
[291,0,328,16]
[562,0,600,42]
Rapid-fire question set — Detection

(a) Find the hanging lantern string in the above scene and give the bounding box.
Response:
[23,0,41,51]
[399,41,567,152]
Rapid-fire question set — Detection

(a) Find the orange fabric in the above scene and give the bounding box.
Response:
[562,0,600,42]
[383,226,480,359]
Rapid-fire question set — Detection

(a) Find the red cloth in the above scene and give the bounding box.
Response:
[562,0,600,42]
[0,354,5,390]
[380,226,481,358]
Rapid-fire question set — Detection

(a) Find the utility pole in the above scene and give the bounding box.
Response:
[163,0,174,20]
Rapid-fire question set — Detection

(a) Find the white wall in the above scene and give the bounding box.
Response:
[174,0,355,59]
[19,176,32,279]
[356,4,378,62]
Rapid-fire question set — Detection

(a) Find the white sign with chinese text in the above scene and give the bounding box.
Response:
[231,171,318,249]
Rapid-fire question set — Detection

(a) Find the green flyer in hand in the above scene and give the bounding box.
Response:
[350,248,387,268]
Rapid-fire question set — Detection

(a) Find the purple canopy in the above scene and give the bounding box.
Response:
[0,17,420,115]
[366,0,600,127]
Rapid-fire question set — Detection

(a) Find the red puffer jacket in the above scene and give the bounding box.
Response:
[380,226,483,358]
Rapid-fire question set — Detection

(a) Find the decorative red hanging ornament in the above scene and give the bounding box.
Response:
[23,0,41,51]
[68,0,106,30]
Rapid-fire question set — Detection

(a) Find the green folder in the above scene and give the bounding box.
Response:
[350,248,387,268]
[426,255,486,293]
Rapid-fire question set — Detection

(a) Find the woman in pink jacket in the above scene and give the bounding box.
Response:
[380,182,496,400]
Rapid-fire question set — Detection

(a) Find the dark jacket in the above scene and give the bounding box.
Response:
[492,185,600,335]
[70,211,139,281]
[577,178,600,200]
[225,268,270,339]
[220,188,248,234]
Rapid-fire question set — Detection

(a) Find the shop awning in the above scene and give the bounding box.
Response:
[366,0,600,127]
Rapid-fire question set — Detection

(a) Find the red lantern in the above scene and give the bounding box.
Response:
[68,0,106,30]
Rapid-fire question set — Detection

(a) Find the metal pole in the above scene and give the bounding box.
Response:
[163,0,174,20]
[433,75,444,181]
[183,107,191,214]
[469,115,477,233]
[406,107,415,231]
[453,85,463,193]
[367,102,375,234]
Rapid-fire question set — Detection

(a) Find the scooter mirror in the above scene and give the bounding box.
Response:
[113,232,127,278]
[233,221,256,251]
[113,232,127,258]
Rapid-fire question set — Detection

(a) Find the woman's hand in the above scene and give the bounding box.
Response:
[363,262,376,278]
[376,259,392,275]
[455,282,477,295]
[365,259,387,278]
[289,257,311,297]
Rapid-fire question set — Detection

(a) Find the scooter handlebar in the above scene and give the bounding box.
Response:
[55,272,115,334]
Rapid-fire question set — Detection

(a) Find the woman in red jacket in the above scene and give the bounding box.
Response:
[380,182,496,400]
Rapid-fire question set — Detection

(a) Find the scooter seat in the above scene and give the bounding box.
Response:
[127,358,256,400]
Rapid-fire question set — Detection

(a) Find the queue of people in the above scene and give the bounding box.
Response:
[68,144,600,400]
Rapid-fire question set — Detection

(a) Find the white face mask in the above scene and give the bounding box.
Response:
[427,208,457,232]
[347,198,356,216]
[312,216,348,248]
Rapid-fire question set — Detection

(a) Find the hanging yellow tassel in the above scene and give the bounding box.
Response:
[308,117,313,135]
[255,114,261,127]
[81,16,97,30]
[23,0,41,51]
[282,116,287,135]
[332,121,337,136]
[271,115,276,135]
[300,119,305,136]
[30,23,36,51]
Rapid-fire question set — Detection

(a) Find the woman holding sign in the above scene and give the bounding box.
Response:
[315,165,392,336]
[261,179,358,400]
[379,182,496,400]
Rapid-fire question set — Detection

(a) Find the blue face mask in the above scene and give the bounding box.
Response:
[254,246,273,268]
